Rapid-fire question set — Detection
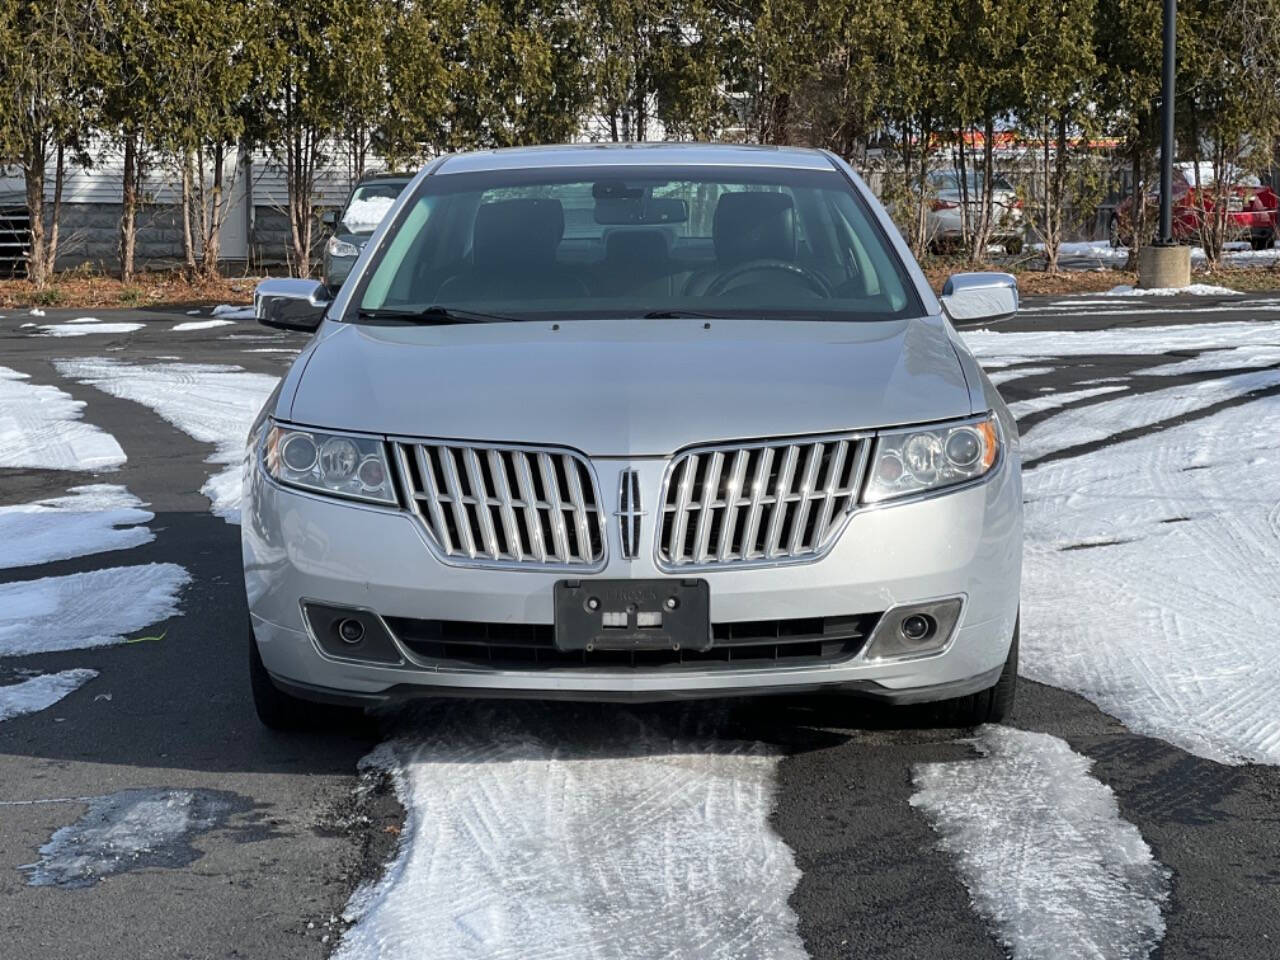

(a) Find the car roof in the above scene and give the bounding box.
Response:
[433,142,838,175]
[356,172,414,184]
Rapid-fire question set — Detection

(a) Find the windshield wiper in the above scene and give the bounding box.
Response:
[641,309,731,320]
[358,305,516,325]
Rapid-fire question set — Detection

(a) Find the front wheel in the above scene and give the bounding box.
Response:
[937,617,1019,726]
[249,623,314,730]
[1004,236,1024,256]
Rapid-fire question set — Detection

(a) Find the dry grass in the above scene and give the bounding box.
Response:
[0,270,259,310]
[923,261,1280,296]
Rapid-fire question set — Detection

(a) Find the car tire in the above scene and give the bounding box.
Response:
[1250,232,1274,252]
[936,616,1019,727]
[1004,237,1023,256]
[249,622,313,730]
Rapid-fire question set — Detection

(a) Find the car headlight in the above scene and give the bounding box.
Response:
[326,235,359,258]
[862,414,1001,504]
[263,422,396,505]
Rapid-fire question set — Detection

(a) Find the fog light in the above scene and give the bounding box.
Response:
[337,618,365,644]
[900,614,935,643]
[863,598,964,661]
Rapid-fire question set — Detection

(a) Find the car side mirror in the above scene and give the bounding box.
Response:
[940,272,1019,323]
[254,278,330,332]
[320,209,339,230]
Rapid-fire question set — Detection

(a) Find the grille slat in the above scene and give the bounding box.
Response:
[396,441,604,569]
[659,434,868,570]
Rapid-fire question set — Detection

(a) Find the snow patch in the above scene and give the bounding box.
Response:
[38,322,144,338]
[0,485,153,570]
[172,319,235,332]
[986,365,1054,386]
[1007,385,1127,421]
[29,308,46,317]
[335,706,805,960]
[1019,367,1280,461]
[68,316,100,323]
[21,788,239,888]
[962,320,1280,367]
[0,669,98,722]
[341,195,395,233]
[211,304,255,320]
[911,726,1169,960]
[55,359,278,523]
[0,366,126,471]
[0,564,190,656]
[1022,393,1280,764]
[1105,283,1241,297]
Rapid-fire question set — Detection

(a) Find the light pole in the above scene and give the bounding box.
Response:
[1139,0,1191,287]
[1158,0,1176,245]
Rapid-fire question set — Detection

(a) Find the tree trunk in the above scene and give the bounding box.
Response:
[1126,141,1145,271]
[120,132,139,283]
[769,92,791,146]
[202,142,224,280]
[970,114,996,265]
[23,140,48,289]
[1047,114,1069,273]
[47,142,65,274]
[181,151,198,274]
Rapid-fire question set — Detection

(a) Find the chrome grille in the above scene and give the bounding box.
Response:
[657,434,868,569]
[394,441,605,568]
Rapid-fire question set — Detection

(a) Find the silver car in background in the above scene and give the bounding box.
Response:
[246,144,1023,729]
[927,169,1025,255]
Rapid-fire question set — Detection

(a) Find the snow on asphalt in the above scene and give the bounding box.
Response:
[1018,367,1280,461]
[1104,283,1241,297]
[0,669,98,723]
[55,359,278,523]
[21,788,238,888]
[1021,391,1280,764]
[0,485,153,570]
[911,726,1169,960]
[336,705,805,960]
[0,366,126,471]
[211,304,256,320]
[1006,385,1126,421]
[964,319,1280,365]
[172,319,235,332]
[37,322,145,337]
[0,565,190,656]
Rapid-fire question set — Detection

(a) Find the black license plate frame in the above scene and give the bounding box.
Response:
[554,579,711,653]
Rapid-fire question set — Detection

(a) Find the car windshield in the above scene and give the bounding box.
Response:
[340,181,406,234]
[353,165,921,323]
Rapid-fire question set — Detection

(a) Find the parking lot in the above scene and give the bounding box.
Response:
[2,293,1280,959]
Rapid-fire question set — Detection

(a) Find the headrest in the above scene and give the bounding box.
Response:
[605,229,669,265]
[473,198,565,267]
[713,192,796,264]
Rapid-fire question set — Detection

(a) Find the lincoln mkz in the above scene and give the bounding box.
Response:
[244,144,1022,729]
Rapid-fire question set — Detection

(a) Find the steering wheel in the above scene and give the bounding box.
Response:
[701,258,833,299]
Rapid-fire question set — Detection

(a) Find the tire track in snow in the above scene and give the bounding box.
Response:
[0,366,126,471]
[1021,389,1280,765]
[911,726,1169,960]
[336,704,806,960]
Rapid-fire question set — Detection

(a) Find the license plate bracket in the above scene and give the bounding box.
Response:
[554,579,711,653]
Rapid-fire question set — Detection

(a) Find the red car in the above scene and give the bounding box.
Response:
[1110,166,1277,250]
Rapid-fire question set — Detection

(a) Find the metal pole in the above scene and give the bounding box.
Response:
[1159,0,1176,244]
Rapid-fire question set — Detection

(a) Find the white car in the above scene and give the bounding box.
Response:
[245,144,1023,729]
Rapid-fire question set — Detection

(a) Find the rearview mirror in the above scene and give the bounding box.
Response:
[320,209,338,230]
[254,278,330,332]
[940,272,1019,323]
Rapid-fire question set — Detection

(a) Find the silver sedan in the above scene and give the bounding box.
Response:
[244,143,1023,728]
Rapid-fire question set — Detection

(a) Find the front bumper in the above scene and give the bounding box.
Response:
[243,450,1022,704]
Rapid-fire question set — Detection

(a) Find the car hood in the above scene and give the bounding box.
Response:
[287,316,973,456]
